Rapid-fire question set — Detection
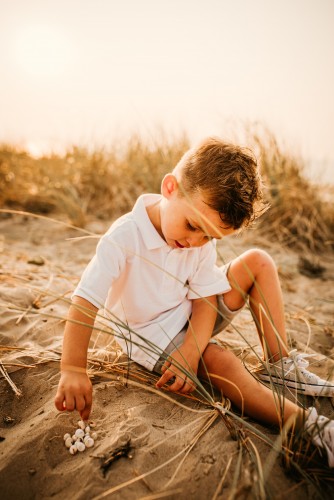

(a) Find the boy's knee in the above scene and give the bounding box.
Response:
[244,248,276,273]
[200,344,239,374]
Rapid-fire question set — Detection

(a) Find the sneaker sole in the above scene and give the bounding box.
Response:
[257,374,334,397]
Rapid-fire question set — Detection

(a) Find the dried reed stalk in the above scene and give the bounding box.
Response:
[0,360,22,397]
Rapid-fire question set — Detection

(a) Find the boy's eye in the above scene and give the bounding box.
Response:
[186,222,197,231]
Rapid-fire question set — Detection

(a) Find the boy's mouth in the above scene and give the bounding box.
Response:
[175,240,185,248]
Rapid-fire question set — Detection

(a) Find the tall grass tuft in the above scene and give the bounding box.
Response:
[0,134,189,226]
[1,128,333,252]
[250,128,334,252]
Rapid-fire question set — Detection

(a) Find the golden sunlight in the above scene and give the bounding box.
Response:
[13,25,72,78]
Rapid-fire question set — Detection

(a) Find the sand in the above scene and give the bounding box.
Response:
[0,213,333,499]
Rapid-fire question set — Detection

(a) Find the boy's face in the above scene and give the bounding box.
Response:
[158,175,235,249]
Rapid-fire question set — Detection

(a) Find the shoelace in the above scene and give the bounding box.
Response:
[284,350,334,386]
[286,349,315,368]
[281,350,322,382]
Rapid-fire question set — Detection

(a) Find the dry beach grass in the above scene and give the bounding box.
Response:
[0,130,334,498]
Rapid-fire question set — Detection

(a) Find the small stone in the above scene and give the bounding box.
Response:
[75,429,85,439]
[83,436,94,448]
[27,255,45,266]
[75,441,85,452]
[28,468,37,475]
[65,437,73,448]
[66,422,99,455]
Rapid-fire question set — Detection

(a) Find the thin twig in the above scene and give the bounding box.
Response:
[0,360,22,397]
[211,456,233,500]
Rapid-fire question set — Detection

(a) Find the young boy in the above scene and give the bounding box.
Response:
[55,138,334,466]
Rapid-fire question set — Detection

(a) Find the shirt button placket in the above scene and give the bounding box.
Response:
[161,249,181,295]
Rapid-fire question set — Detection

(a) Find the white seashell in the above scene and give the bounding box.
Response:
[84,436,94,448]
[65,437,73,448]
[75,429,85,439]
[75,441,85,452]
[91,432,98,440]
[85,425,90,433]
[72,434,78,441]
[69,445,77,455]
[78,420,85,430]
[63,433,71,441]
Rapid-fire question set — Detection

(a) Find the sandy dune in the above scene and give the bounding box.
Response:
[1,213,333,499]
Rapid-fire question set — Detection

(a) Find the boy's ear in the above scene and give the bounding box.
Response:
[161,174,178,199]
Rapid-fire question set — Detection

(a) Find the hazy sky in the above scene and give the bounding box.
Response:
[1,0,333,178]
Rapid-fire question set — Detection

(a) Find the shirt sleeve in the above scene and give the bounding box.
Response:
[72,232,127,308]
[187,241,231,300]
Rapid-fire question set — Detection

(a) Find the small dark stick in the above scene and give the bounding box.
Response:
[100,439,132,476]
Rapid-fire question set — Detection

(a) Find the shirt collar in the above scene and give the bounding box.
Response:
[132,194,168,250]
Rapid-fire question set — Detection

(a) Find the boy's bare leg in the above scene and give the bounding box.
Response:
[223,249,289,361]
[198,344,303,427]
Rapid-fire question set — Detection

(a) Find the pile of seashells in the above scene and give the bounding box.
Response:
[63,420,98,455]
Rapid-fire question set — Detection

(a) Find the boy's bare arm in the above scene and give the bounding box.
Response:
[54,296,98,420]
[61,296,97,370]
[182,295,218,355]
[156,295,218,393]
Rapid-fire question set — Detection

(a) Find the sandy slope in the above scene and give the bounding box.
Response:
[0,214,333,499]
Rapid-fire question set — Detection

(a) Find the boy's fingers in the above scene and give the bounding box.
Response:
[161,360,171,373]
[163,366,187,391]
[169,374,187,392]
[83,392,92,419]
[156,366,178,387]
[63,394,75,412]
[54,391,66,411]
[156,371,171,387]
[75,395,86,413]
[180,380,196,393]
[80,399,92,421]
[80,409,90,421]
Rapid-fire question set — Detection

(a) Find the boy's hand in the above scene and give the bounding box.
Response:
[54,370,92,421]
[156,346,199,393]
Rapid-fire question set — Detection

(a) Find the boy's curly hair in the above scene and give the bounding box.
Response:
[177,137,265,229]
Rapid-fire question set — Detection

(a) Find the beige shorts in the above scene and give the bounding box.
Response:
[153,287,243,374]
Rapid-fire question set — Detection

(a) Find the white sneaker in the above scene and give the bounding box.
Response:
[256,350,334,396]
[304,407,334,467]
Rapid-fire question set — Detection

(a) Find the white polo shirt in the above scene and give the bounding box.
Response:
[74,194,231,370]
